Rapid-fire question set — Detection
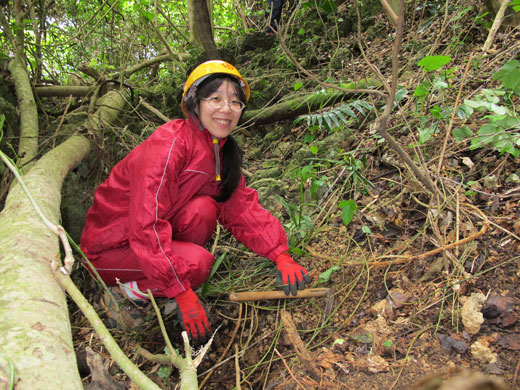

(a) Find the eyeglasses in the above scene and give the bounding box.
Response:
[202,96,246,112]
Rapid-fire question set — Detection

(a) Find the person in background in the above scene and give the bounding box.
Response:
[266,0,283,35]
[80,60,311,344]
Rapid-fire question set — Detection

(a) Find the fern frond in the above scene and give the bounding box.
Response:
[297,100,375,131]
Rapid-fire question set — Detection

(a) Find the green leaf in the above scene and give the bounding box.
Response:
[432,78,448,91]
[324,113,333,130]
[351,101,366,116]
[395,88,408,102]
[294,81,303,91]
[478,124,502,136]
[464,99,508,115]
[456,104,473,118]
[338,199,357,227]
[492,60,520,93]
[141,10,154,22]
[200,253,226,296]
[319,266,340,282]
[304,134,315,143]
[329,112,342,129]
[333,338,345,346]
[338,105,357,118]
[335,110,348,125]
[452,126,473,141]
[310,145,318,155]
[453,6,473,21]
[158,366,172,378]
[414,84,429,97]
[318,0,337,13]
[429,105,443,119]
[317,113,323,128]
[361,225,372,234]
[418,123,438,144]
[417,55,452,72]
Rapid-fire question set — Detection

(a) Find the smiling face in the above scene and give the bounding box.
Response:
[197,79,242,139]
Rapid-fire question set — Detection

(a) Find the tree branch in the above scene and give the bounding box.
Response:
[483,0,511,53]
[34,85,96,98]
[374,0,440,196]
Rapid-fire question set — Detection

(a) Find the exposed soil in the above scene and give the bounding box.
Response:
[71,2,520,389]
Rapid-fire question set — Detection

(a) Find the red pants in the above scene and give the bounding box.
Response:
[84,196,217,297]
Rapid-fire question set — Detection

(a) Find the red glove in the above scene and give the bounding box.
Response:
[175,288,210,344]
[274,253,311,296]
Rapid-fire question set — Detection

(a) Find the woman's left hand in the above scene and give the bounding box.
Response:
[274,253,311,296]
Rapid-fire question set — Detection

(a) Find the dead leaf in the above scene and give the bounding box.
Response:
[366,355,389,373]
[85,347,125,390]
[497,334,520,351]
[436,333,469,354]
[462,157,474,169]
[483,295,518,327]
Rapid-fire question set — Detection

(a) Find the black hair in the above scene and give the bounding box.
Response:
[183,74,246,202]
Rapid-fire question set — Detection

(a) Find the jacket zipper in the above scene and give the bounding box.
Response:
[213,137,221,182]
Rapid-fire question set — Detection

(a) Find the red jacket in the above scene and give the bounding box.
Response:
[80,118,289,297]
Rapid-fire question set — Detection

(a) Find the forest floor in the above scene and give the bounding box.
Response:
[70,3,519,390]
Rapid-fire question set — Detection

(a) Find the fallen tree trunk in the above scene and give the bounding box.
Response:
[34,85,95,98]
[241,90,367,126]
[0,90,127,389]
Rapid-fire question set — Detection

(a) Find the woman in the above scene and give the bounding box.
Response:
[80,60,311,344]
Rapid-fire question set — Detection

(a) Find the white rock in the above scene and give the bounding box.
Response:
[460,292,486,335]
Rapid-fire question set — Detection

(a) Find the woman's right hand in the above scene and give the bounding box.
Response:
[175,288,211,344]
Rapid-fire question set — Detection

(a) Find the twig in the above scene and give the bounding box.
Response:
[273,349,306,390]
[355,0,391,94]
[373,0,440,197]
[513,353,520,387]
[210,223,221,256]
[276,7,386,99]
[56,274,162,390]
[156,3,189,42]
[152,0,179,68]
[52,95,74,148]
[427,0,451,56]
[136,348,172,365]
[380,0,398,25]
[0,353,15,390]
[483,0,511,53]
[306,203,489,267]
[199,303,243,388]
[436,52,474,176]
[281,310,320,379]
[388,326,432,390]
[229,288,330,302]
[138,97,171,123]
[234,344,241,390]
[147,289,188,369]
[198,333,272,378]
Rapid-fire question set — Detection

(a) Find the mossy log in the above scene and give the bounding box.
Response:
[241,90,369,126]
[0,91,126,389]
[34,85,95,97]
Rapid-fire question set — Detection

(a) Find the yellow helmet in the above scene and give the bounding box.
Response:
[181,60,250,116]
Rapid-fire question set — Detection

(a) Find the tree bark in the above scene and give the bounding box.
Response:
[0,90,127,389]
[35,85,96,98]
[187,0,220,59]
[8,56,39,172]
